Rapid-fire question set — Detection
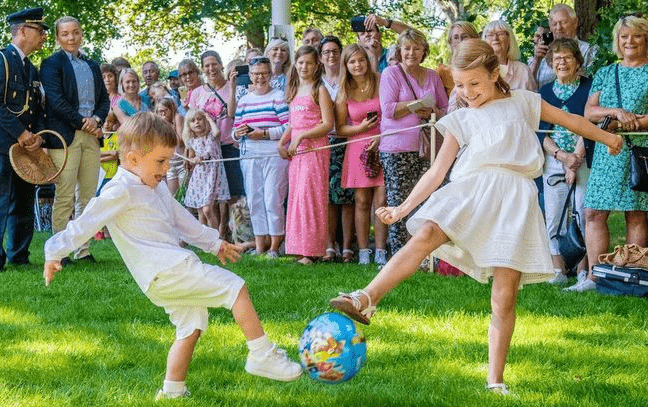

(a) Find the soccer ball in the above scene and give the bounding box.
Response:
[298,312,367,383]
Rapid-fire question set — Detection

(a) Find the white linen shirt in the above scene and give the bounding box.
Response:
[44,167,223,292]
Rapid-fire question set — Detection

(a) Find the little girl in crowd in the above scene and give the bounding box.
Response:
[183,109,230,229]
[331,40,623,394]
[155,97,185,196]
[335,44,387,266]
[279,46,334,265]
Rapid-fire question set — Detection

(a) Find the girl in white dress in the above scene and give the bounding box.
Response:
[330,39,622,395]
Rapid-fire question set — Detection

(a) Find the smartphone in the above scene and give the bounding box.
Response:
[366,111,378,121]
[245,124,254,134]
[235,65,251,87]
[178,85,188,100]
[351,15,367,32]
[542,32,554,46]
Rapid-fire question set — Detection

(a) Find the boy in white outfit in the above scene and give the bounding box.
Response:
[43,112,302,400]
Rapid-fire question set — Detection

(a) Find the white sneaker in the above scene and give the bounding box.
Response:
[374,249,388,266]
[358,249,372,265]
[155,388,190,400]
[576,270,588,282]
[548,270,568,285]
[266,250,279,259]
[563,278,596,292]
[245,344,302,381]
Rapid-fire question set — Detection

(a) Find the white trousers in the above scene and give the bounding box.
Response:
[240,155,289,236]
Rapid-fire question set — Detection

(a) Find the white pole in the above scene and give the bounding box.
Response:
[269,0,295,55]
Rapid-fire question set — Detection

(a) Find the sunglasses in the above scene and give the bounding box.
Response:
[620,11,644,21]
[249,56,270,65]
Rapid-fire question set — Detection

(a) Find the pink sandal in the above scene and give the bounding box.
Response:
[329,289,376,325]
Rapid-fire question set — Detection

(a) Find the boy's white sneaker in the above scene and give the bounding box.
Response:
[155,388,190,400]
[245,344,302,381]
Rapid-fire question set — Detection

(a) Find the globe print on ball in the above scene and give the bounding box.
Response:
[298,312,367,383]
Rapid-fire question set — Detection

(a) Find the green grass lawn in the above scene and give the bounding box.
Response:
[1,214,647,407]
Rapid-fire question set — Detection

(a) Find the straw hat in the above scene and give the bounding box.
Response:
[9,130,68,185]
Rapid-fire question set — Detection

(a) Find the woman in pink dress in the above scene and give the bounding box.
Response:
[278,46,335,264]
[335,44,387,266]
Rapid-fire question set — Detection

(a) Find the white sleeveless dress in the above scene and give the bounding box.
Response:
[407,90,554,286]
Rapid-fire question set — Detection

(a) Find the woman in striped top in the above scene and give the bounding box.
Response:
[232,57,290,257]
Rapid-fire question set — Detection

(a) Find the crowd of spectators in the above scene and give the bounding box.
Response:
[8,6,648,294]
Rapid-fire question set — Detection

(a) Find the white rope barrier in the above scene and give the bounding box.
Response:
[174,122,434,164]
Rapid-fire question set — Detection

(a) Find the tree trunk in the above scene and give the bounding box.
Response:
[246,24,266,50]
[575,0,612,39]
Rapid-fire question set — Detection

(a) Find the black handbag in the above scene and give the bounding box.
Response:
[552,182,586,271]
[614,65,648,192]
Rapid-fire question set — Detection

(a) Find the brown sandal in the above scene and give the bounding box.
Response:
[322,248,337,262]
[341,249,354,263]
[329,289,376,325]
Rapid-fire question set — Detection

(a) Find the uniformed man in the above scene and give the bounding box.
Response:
[0,7,48,270]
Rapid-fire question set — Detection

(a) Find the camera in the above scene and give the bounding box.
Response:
[235,65,251,87]
[542,32,554,46]
[351,15,367,32]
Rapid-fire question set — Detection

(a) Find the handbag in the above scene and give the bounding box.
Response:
[551,182,586,271]
[359,142,381,178]
[614,64,648,192]
[397,65,437,160]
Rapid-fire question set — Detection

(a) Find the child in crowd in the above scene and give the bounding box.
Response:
[335,44,387,266]
[182,109,230,231]
[330,40,622,395]
[278,46,334,265]
[155,97,185,196]
[43,112,302,400]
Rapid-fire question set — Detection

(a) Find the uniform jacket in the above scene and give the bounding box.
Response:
[0,44,44,155]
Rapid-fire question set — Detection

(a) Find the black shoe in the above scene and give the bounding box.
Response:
[8,258,30,266]
[60,257,73,267]
[77,254,96,263]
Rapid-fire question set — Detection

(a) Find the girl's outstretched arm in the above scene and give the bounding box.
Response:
[376,133,460,225]
[540,99,623,155]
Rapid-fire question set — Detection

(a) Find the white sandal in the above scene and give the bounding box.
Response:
[329,289,376,325]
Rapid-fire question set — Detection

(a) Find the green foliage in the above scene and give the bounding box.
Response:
[0,0,119,63]
[587,0,648,73]
[502,0,565,63]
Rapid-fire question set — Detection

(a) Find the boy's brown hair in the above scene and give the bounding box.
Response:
[118,112,177,159]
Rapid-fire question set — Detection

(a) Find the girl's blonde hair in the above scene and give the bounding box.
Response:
[182,109,211,144]
[285,45,324,104]
[481,20,521,61]
[337,44,378,104]
[118,68,140,94]
[451,39,511,109]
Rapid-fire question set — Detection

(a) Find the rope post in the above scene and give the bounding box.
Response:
[427,115,436,272]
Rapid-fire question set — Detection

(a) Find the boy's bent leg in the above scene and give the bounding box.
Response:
[488,267,521,386]
[165,329,202,382]
[232,285,302,381]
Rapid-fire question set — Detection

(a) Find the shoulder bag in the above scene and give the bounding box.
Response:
[615,64,648,192]
[552,181,586,271]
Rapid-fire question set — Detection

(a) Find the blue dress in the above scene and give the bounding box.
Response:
[584,63,648,211]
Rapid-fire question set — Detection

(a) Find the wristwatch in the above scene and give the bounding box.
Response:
[93,115,103,127]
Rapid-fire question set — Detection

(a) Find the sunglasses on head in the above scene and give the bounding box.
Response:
[249,56,270,65]
[620,11,644,21]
